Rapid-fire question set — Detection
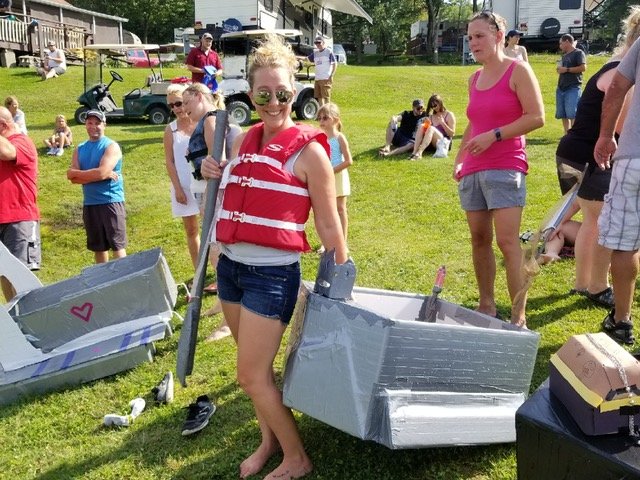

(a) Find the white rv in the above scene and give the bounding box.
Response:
[193,0,371,46]
[485,0,585,46]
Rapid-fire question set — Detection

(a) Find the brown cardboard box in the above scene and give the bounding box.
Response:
[549,332,640,435]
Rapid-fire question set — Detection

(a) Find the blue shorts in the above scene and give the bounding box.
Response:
[216,254,301,324]
[458,169,526,211]
[555,86,581,120]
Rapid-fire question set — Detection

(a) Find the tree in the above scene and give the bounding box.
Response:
[68,0,194,43]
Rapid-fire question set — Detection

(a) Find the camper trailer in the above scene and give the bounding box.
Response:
[192,0,371,46]
[485,0,585,48]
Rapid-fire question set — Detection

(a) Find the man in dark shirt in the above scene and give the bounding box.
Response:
[379,99,428,157]
[185,32,223,84]
[556,34,586,133]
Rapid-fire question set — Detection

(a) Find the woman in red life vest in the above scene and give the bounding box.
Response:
[201,35,347,480]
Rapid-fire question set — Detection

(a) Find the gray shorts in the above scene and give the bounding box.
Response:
[0,220,41,270]
[598,158,640,251]
[458,169,526,211]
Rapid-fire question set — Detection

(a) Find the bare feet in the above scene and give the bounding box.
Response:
[511,318,528,329]
[262,457,313,480]
[240,442,281,479]
[206,325,231,341]
[539,252,561,265]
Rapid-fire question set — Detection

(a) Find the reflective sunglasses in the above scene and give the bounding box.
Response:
[253,90,294,106]
[168,101,183,109]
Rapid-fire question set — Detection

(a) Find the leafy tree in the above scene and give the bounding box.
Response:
[68,0,194,43]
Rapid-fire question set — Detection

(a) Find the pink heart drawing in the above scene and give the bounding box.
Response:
[70,302,94,322]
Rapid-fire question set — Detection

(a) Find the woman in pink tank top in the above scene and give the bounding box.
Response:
[454,11,544,328]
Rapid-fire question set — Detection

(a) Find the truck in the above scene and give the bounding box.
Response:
[484,0,586,48]
[192,0,371,46]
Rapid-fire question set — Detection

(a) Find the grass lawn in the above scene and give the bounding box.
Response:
[0,53,621,479]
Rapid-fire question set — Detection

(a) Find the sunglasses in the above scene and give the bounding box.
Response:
[168,101,183,109]
[253,90,294,106]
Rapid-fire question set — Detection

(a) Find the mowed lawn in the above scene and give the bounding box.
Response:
[0,53,618,480]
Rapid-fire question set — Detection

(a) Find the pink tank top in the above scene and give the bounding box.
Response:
[459,60,527,178]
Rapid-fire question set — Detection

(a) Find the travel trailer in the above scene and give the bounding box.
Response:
[192,0,371,46]
[484,0,587,47]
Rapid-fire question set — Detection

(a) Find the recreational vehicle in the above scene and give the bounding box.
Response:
[484,0,586,48]
[192,0,371,46]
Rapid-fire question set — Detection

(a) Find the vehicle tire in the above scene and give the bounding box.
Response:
[227,100,252,126]
[74,106,90,124]
[295,95,319,121]
[148,106,169,125]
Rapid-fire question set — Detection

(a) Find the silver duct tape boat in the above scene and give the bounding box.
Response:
[0,245,177,405]
[283,283,540,449]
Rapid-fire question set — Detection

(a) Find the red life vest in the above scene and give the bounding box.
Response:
[216,123,329,252]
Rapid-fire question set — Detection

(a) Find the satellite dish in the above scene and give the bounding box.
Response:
[223,18,242,33]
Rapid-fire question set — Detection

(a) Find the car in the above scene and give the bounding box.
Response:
[126,49,160,67]
[332,44,347,65]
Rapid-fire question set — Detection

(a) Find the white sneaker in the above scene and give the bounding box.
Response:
[46,148,56,155]
[55,147,64,156]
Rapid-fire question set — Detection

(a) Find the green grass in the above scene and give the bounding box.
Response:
[0,54,618,479]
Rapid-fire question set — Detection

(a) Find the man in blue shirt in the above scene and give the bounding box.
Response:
[66,110,126,264]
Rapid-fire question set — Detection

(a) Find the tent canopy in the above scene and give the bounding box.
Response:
[289,0,372,24]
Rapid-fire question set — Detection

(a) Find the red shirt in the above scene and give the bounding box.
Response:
[185,47,222,83]
[0,133,40,223]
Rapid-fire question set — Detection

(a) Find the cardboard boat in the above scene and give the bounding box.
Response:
[283,281,540,449]
[0,244,177,405]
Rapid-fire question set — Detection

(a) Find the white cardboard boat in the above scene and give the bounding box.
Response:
[0,244,177,405]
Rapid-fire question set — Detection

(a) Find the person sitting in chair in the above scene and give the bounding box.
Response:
[379,99,428,157]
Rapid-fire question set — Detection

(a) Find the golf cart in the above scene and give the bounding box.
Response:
[219,30,319,126]
[74,44,171,125]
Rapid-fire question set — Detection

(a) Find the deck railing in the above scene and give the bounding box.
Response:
[0,13,87,54]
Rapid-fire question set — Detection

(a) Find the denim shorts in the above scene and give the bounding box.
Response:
[458,169,526,211]
[555,86,581,119]
[216,254,301,324]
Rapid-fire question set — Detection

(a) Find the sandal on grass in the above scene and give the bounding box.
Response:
[586,286,614,309]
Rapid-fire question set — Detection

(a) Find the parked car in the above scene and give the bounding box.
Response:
[333,44,347,64]
[126,49,160,67]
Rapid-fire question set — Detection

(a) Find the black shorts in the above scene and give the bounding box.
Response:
[82,202,127,252]
[392,129,414,148]
[578,163,612,201]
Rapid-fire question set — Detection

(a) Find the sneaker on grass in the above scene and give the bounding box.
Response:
[181,395,216,436]
[152,371,174,404]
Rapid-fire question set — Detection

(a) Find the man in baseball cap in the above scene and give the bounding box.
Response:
[305,35,337,106]
[379,99,428,157]
[67,107,127,263]
[185,31,223,84]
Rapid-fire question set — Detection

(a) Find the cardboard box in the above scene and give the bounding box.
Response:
[549,332,640,435]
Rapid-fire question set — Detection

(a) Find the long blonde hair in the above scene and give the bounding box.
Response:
[183,82,225,110]
[614,5,640,58]
[247,34,298,88]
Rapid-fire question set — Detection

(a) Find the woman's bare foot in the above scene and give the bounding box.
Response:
[240,442,281,479]
[206,325,231,341]
[511,318,528,329]
[262,456,313,480]
[539,252,561,265]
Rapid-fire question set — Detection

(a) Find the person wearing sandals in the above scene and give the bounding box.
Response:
[556,9,640,317]
[201,34,347,479]
[594,7,640,345]
[379,99,428,157]
[453,11,544,328]
[409,94,456,159]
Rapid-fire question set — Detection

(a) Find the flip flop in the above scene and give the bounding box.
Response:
[203,282,218,294]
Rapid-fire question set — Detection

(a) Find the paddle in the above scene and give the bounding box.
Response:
[177,109,229,387]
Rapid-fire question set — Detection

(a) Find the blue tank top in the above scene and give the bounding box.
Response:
[328,136,343,168]
[78,136,124,206]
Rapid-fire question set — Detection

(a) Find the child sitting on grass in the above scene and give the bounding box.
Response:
[44,114,73,156]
